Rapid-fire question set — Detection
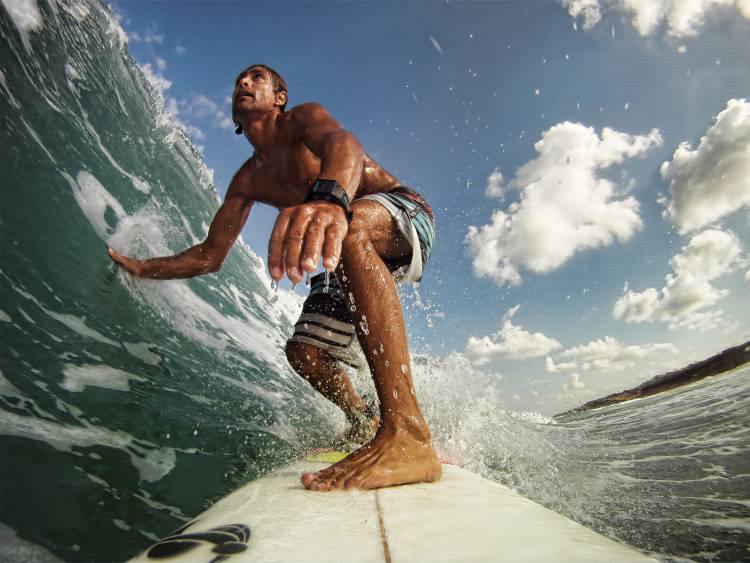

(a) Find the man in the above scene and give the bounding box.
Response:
[107,64,441,491]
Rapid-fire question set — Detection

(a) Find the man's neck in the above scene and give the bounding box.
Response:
[242,109,282,155]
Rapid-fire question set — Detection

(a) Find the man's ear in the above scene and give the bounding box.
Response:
[275,90,288,108]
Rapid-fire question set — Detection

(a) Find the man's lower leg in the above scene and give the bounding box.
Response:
[286,342,366,420]
[301,218,441,490]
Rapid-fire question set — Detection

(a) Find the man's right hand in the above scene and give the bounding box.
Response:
[268,200,349,284]
[107,246,144,277]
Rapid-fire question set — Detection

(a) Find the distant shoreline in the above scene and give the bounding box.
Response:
[555,340,750,417]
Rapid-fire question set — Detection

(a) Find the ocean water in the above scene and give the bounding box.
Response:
[1,1,748,561]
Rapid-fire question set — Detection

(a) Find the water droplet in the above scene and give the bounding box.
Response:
[401,364,408,374]
[385,360,390,367]
[392,388,399,400]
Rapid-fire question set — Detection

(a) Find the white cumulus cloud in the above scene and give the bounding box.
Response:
[660,99,750,234]
[485,167,505,198]
[614,229,742,330]
[556,336,678,371]
[563,0,750,37]
[563,0,602,29]
[174,94,234,132]
[545,357,578,373]
[464,306,561,365]
[566,373,586,390]
[466,122,661,285]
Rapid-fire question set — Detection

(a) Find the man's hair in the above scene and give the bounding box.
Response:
[233,64,288,135]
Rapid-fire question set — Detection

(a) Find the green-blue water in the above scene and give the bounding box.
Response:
[1,2,748,561]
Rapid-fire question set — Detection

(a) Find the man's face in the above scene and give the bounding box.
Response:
[232,66,283,115]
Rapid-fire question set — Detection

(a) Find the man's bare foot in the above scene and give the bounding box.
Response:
[301,424,442,491]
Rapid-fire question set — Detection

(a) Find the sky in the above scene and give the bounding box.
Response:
[111,0,750,415]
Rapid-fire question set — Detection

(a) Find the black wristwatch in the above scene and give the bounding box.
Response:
[304,179,353,222]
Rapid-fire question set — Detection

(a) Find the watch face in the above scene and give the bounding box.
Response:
[314,180,336,194]
[310,180,349,208]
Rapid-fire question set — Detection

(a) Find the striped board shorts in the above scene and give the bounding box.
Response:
[288,186,436,368]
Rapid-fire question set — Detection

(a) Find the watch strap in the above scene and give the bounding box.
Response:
[304,179,352,221]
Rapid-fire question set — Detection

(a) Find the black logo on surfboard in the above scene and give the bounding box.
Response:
[147,522,250,562]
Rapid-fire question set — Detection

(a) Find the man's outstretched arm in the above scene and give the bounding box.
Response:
[108,162,254,279]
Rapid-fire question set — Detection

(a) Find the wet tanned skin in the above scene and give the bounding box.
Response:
[107,65,442,491]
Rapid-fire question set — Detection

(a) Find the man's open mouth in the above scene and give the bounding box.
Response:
[236,92,254,102]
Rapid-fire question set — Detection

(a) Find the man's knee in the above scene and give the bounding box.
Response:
[286,340,311,373]
[285,340,332,378]
[342,205,374,255]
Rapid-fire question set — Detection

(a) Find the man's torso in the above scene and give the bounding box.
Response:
[242,107,401,209]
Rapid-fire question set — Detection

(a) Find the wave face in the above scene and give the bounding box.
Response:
[1,2,748,562]
[0,1,337,559]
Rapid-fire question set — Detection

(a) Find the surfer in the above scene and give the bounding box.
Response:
[107,64,441,491]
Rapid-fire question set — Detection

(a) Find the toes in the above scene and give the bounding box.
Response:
[301,472,318,488]
[310,479,333,492]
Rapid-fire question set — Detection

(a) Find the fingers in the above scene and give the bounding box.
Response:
[284,208,314,284]
[322,221,346,271]
[268,211,291,281]
[107,246,141,277]
[107,246,127,267]
[300,215,328,273]
[269,204,348,282]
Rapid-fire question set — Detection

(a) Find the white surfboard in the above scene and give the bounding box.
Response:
[130,451,655,562]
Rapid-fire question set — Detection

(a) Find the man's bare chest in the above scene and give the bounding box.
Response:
[252,144,321,208]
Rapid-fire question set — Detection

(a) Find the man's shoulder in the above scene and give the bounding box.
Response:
[285,102,334,127]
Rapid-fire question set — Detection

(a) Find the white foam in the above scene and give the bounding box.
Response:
[61,363,145,392]
[100,2,127,51]
[43,308,119,347]
[60,1,89,23]
[0,0,42,51]
[64,63,82,81]
[0,310,11,322]
[0,70,21,109]
[0,370,23,398]
[78,113,151,193]
[0,410,176,482]
[0,521,63,563]
[113,519,130,531]
[62,170,127,240]
[20,116,57,164]
[133,489,188,520]
[123,342,161,365]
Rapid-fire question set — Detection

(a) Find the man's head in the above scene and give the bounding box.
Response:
[232,64,288,134]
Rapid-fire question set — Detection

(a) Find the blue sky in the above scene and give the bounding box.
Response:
[112,0,750,414]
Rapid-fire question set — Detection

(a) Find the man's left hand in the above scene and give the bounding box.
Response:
[268,201,349,284]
